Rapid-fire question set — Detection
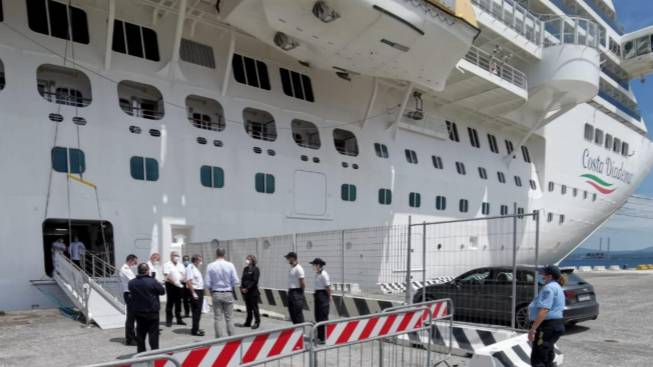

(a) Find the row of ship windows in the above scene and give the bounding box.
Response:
[584,123,630,156]
[444,121,531,163]
[52,147,567,223]
[14,62,535,164]
[53,143,537,190]
[19,0,314,102]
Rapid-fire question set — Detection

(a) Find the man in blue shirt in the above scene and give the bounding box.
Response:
[528,265,566,367]
[205,247,239,338]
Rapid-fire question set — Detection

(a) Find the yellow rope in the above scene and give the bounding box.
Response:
[66,173,97,189]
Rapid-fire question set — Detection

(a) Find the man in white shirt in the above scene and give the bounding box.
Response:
[185,255,205,336]
[163,251,187,327]
[119,254,139,346]
[51,238,66,274]
[205,247,239,338]
[146,253,161,281]
[69,236,86,269]
[284,252,306,324]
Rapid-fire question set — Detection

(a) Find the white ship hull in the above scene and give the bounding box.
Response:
[0,0,651,310]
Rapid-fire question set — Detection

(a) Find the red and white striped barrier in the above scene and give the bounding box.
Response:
[136,324,308,367]
[320,307,430,346]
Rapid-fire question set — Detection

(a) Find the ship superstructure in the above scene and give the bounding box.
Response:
[0,0,652,310]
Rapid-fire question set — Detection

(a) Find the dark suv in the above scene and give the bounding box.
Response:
[413,266,599,329]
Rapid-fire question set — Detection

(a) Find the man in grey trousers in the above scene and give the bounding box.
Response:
[204,247,240,338]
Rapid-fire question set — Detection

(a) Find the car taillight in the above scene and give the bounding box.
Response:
[564,290,576,299]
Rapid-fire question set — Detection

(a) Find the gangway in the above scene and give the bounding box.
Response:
[52,252,126,329]
[621,25,653,78]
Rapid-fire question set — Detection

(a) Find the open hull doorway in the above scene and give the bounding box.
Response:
[42,219,114,276]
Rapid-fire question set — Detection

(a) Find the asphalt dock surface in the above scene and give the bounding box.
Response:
[559,271,653,366]
[0,271,651,366]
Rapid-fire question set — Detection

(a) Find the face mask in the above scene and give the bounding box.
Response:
[153,261,160,266]
[183,261,190,267]
[313,265,320,273]
[173,256,180,262]
[245,259,250,265]
[198,263,203,267]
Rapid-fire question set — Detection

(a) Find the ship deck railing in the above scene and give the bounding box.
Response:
[543,16,601,49]
[471,0,544,46]
[464,45,528,90]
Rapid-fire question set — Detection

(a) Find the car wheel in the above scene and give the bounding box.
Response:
[515,306,530,330]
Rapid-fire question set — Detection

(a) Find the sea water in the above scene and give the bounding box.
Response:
[560,252,653,269]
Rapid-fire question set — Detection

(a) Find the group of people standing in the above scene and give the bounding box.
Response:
[118,247,334,352]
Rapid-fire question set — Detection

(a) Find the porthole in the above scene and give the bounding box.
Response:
[196,137,207,145]
[342,162,349,168]
[72,117,87,126]
[253,147,262,154]
[213,140,223,147]
[267,149,276,156]
[312,157,320,163]
[301,155,309,161]
[149,129,161,137]
[129,125,142,134]
[49,113,64,122]
[352,163,359,169]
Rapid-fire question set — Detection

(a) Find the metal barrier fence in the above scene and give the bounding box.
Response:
[84,355,181,367]
[93,298,454,367]
[408,212,541,329]
[136,323,311,367]
[310,306,435,367]
[383,299,454,367]
[183,212,541,330]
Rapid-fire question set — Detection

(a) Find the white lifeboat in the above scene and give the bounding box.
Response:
[219,0,479,92]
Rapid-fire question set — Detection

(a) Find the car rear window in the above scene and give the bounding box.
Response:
[564,272,588,286]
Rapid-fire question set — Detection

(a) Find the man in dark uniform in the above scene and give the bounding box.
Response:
[310,258,331,343]
[284,252,306,324]
[128,263,165,353]
[236,254,261,329]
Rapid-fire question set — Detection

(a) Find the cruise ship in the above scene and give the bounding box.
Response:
[1,0,652,311]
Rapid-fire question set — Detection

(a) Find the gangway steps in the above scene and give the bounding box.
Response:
[52,253,125,329]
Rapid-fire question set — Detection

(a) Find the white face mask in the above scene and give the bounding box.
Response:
[245,259,250,265]
[173,256,180,262]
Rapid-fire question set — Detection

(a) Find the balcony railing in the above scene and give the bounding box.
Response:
[463,45,528,90]
[543,16,600,49]
[580,0,624,35]
[471,0,544,46]
[40,90,92,107]
[598,90,641,121]
[601,67,629,90]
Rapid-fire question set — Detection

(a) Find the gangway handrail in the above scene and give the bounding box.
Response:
[53,252,126,322]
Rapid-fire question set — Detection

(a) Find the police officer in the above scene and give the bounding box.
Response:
[284,252,305,324]
[309,258,331,343]
[528,265,566,367]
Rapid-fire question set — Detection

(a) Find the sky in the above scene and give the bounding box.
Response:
[616,0,653,196]
[577,0,653,252]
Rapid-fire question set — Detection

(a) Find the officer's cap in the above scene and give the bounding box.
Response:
[541,265,561,278]
[284,251,298,259]
[309,258,326,267]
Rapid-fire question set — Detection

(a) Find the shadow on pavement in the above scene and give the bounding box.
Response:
[563,324,590,335]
